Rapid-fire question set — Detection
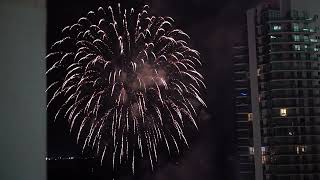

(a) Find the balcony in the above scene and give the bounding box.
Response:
[233,54,249,59]
[262,117,320,128]
[266,144,320,154]
[234,66,249,72]
[268,57,320,62]
[268,89,320,95]
[236,105,251,113]
[233,62,249,67]
[268,29,318,35]
[263,127,320,137]
[268,73,320,80]
[270,102,320,109]
[266,155,320,166]
[235,81,250,89]
[238,138,251,147]
[239,163,255,172]
[234,73,249,81]
[237,122,252,129]
[269,47,318,54]
[235,97,251,105]
[269,111,320,118]
[270,64,320,71]
[266,13,317,23]
[260,81,320,91]
[233,58,248,64]
[270,38,320,44]
[265,163,320,175]
[263,135,320,145]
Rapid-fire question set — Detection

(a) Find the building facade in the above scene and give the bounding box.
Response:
[233,25,256,180]
[233,0,320,180]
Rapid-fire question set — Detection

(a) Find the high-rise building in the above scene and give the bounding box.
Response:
[233,1,320,180]
[233,25,256,180]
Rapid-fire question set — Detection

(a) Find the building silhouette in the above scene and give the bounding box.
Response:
[233,0,320,180]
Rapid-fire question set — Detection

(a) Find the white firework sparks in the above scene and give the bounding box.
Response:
[46,3,206,173]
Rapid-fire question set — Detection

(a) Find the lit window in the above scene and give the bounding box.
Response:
[248,113,253,121]
[315,48,319,52]
[280,108,287,117]
[273,25,282,31]
[296,145,307,154]
[258,94,261,102]
[270,35,277,39]
[261,147,266,155]
[262,155,267,164]
[293,35,300,41]
[240,92,247,96]
[293,23,299,32]
[249,147,254,155]
[294,45,301,51]
[310,38,318,42]
[305,45,308,49]
[257,68,261,76]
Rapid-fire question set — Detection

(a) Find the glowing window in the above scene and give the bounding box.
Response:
[261,147,266,155]
[296,145,307,154]
[310,38,318,42]
[262,155,267,164]
[249,147,254,155]
[273,25,282,31]
[293,35,300,41]
[258,95,261,102]
[280,108,287,117]
[294,45,301,51]
[240,92,248,96]
[293,23,299,32]
[248,113,253,121]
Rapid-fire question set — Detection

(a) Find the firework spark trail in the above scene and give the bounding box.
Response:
[46,3,206,173]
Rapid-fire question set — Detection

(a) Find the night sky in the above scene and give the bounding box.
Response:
[47,0,262,179]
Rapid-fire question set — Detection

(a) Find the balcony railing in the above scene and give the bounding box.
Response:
[270,38,319,44]
[265,164,320,174]
[269,57,320,61]
[263,136,320,145]
[268,29,318,34]
[263,128,320,137]
[269,112,320,118]
[265,156,320,166]
[267,14,316,22]
[270,48,318,53]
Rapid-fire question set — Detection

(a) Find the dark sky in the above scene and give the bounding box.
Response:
[47,0,262,180]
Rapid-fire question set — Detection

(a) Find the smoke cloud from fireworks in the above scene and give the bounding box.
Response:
[46,3,206,174]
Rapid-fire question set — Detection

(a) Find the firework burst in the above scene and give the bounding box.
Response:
[46,3,206,173]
